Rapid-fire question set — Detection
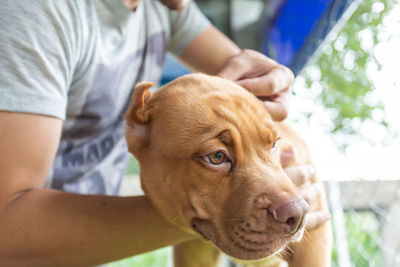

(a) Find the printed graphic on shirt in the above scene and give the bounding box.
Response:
[51,31,166,195]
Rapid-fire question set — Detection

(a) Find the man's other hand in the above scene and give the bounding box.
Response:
[280,148,331,231]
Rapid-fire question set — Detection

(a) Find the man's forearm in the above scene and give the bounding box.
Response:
[0,188,194,266]
[179,25,241,75]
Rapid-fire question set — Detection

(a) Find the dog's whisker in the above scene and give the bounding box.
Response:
[231,229,244,249]
[301,232,310,242]
[304,230,313,241]
[280,247,293,261]
[281,248,290,256]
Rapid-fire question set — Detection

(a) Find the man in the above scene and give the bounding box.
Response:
[0,0,329,265]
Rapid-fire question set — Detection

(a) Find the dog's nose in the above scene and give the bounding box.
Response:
[268,197,309,233]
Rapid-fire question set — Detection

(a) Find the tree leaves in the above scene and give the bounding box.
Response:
[302,0,396,142]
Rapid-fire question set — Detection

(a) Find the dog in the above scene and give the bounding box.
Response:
[125,73,332,267]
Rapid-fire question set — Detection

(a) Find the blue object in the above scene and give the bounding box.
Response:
[262,0,355,74]
[160,0,357,83]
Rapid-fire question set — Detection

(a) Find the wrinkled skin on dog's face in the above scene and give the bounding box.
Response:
[125,74,308,260]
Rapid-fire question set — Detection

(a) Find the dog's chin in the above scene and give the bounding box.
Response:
[191,218,295,261]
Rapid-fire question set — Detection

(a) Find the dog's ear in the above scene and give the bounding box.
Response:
[125,81,155,125]
[125,82,155,152]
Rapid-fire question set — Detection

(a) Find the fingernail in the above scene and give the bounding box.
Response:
[280,147,295,166]
[306,164,315,177]
[323,212,331,221]
[282,148,295,158]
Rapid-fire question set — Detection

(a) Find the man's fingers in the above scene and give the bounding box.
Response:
[300,182,322,205]
[217,57,247,81]
[217,49,294,122]
[305,211,331,230]
[280,147,295,168]
[237,68,291,96]
[284,164,315,186]
[217,67,241,81]
[262,98,289,121]
[259,88,291,121]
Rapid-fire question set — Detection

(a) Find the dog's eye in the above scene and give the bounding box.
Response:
[208,151,227,165]
[201,151,232,173]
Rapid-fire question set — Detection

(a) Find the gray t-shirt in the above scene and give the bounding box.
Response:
[0,0,210,195]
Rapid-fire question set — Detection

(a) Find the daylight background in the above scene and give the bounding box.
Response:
[292,0,400,182]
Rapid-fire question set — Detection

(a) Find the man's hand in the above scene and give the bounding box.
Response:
[180,26,293,121]
[280,148,331,231]
[218,49,294,121]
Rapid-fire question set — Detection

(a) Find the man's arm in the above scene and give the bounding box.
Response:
[0,112,193,266]
[179,25,241,75]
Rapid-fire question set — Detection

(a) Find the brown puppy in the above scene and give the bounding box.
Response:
[125,74,332,267]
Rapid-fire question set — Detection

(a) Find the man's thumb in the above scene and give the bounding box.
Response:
[280,147,296,167]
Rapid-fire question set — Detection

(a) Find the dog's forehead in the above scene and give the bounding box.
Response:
[151,74,276,146]
[157,74,267,113]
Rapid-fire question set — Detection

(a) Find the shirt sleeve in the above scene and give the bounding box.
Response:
[167,1,211,56]
[0,0,79,120]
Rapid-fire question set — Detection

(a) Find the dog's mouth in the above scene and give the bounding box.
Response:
[191,218,213,241]
[191,217,304,260]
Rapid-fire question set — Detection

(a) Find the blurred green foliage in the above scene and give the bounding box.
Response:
[109,247,170,267]
[302,0,396,136]
[345,211,382,266]
[332,211,382,267]
[125,155,140,176]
